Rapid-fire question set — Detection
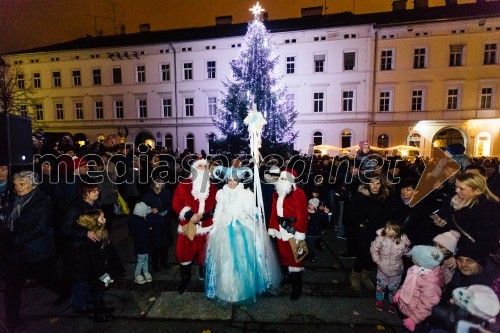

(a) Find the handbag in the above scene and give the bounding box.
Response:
[113,192,130,215]
[288,238,308,263]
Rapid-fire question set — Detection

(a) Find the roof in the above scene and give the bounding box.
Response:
[5,2,499,55]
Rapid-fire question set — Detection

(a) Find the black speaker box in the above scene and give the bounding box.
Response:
[0,113,33,165]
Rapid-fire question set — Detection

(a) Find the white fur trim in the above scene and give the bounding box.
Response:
[268,226,296,241]
[277,196,284,217]
[198,198,206,215]
[177,224,213,235]
[294,232,306,241]
[178,206,192,220]
[179,261,192,266]
[289,266,305,273]
[268,228,281,238]
[280,170,295,183]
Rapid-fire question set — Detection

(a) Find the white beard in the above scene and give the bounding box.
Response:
[191,168,210,201]
[276,179,293,197]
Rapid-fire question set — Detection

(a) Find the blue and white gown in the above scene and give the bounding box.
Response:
[205,183,281,303]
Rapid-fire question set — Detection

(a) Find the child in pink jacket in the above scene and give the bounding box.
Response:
[394,245,445,332]
[370,220,410,313]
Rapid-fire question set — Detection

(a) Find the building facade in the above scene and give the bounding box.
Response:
[2,1,499,157]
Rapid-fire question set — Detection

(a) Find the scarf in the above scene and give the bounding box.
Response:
[6,188,38,232]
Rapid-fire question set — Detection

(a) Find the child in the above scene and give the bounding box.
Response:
[370,220,410,313]
[394,245,445,332]
[77,209,115,322]
[306,198,329,262]
[129,202,154,284]
[433,230,460,284]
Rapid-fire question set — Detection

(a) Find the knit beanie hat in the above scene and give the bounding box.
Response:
[133,202,151,217]
[433,230,461,254]
[456,245,487,267]
[359,140,370,150]
[412,245,444,269]
[446,143,466,156]
[452,285,500,322]
[308,198,320,209]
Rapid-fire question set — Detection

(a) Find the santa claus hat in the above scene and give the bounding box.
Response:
[191,158,208,169]
[280,168,297,183]
[73,157,88,169]
[433,230,461,254]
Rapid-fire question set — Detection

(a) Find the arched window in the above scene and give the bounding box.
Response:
[433,128,464,150]
[313,131,323,145]
[186,133,195,153]
[341,130,352,148]
[475,131,491,157]
[377,134,389,148]
[164,133,173,150]
[408,133,421,148]
[97,134,105,143]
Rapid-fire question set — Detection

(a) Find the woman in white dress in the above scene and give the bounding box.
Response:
[205,171,281,303]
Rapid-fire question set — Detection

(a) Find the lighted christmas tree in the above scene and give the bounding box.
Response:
[211,2,298,154]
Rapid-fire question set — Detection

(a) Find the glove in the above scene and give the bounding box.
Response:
[99,273,114,287]
[393,292,400,303]
[403,318,416,332]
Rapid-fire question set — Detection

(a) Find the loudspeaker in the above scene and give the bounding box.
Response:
[0,113,33,165]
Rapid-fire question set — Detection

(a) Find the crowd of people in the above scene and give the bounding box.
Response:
[0,136,499,332]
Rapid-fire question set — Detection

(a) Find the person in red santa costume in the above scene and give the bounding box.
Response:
[268,168,308,300]
[173,158,218,294]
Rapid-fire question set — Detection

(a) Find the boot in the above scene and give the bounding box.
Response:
[178,265,191,294]
[198,265,205,281]
[361,270,375,291]
[289,272,302,301]
[350,270,361,292]
[281,266,291,285]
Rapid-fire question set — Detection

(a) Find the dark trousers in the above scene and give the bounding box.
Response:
[4,258,65,325]
[101,203,115,234]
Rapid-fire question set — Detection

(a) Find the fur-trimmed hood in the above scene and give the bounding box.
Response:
[358,185,389,201]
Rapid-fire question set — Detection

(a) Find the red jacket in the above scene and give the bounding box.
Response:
[268,187,308,241]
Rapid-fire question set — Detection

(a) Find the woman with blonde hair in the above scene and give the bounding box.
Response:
[433,172,500,257]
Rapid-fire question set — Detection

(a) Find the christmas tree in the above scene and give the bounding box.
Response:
[211,2,298,155]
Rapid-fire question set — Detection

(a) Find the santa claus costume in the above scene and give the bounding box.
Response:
[172,159,218,294]
[268,169,308,300]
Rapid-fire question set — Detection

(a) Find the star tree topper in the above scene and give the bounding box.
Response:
[249,2,265,20]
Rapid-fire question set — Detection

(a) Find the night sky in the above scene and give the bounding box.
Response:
[0,0,472,54]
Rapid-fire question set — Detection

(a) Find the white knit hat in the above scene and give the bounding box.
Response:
[433,230,461,254]
[133,202,151,217]
[452,285,500,322]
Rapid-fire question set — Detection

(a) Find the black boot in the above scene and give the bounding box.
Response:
[198,265,205,281]
[290,272,302,301]
[281,266,291,285]
[178,264,191,294]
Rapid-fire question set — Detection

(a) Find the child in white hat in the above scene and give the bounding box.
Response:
[433,230,460,284]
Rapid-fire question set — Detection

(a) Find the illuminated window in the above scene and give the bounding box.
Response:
[341,130,352,148]
[475,132,491,157]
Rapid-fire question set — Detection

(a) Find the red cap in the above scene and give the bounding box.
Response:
[73,157,88,169]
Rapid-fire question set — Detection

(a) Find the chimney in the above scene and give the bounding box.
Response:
[263,12,269,21]
[445,0,457,5]
[119,24,126,34]
[301,6,323,17]
[215,15,232,25]
[139,23,150,33]
[392,0,407,11]
[413,0,428,9]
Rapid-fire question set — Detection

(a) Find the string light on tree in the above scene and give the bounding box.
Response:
[249,2,265,19]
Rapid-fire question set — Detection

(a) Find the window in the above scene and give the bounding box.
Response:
[19,105,27,117]
[114,100,124,119]
[55,103,64,120]
[185,98,194,117]
[413,48,427,69]
[138,99,148,118]
[342,90,354,112]
[286,93,295,111]
[52,71,61,87]
[286,56,295,74]
[480,87,493,109]
[408,133,421,148]
[208,97,217,116]
[183,62,193,80]
[313,92,324,112]
[313,131,323,145]
[35,104,44,120]
[72,70,81,86]
[343,51,355,71]
[377,134,389,148]
[379,90,392,112]
[475,132,491,157]
[341,130,352,148]
[75,102,83,119]
[411,89,424,111]
[92,69,101,85]
[206,61,216,79]
[186,134,194,153]
[136,65,146,82]
[112,67,122,84]
[161,64,170,81]
[94,101,103,119]
[314,54,325,73]
[449,45,464,67]
[162,98,172,117]
[484,44,497,65]
[33,73,41,88]
[381,49,393,70]
[17,74,24,89]
[164,133,173,149]
[447,88,459,110]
